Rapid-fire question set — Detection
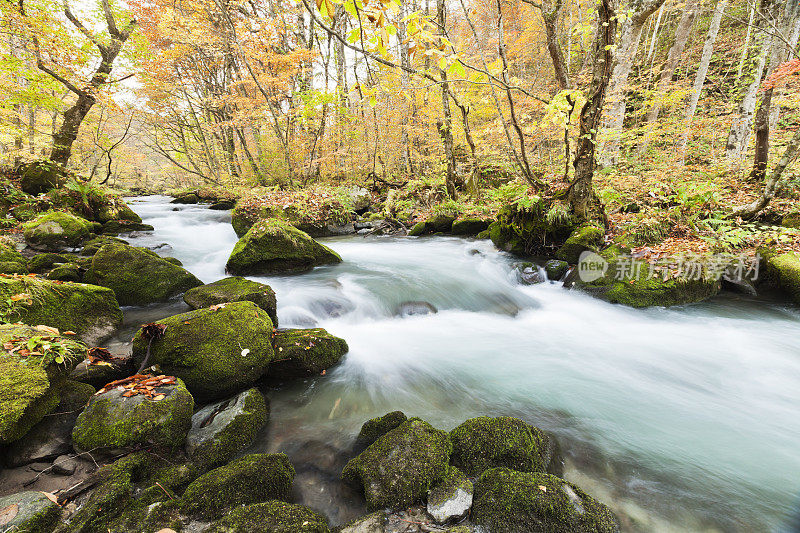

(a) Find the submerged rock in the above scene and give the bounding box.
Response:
[269,328,348,379]
[472,468,619,533]
[84,242,203,305]
[226,219,342,275]
[22,210,94,250]
[0,491,61,533]
[342,417,452,511]
[353,411,408,453]
[449,416,563,478]
[396,301,438,317]
[205,501,330,533]
[184,276,278,326]
[545,259,570,281]
[427,467,473,524]
[185,387,269,468]
[131,301,275,401]
[71,377,193,452]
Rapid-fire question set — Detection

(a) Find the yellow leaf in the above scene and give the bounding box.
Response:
[9,293,31,302]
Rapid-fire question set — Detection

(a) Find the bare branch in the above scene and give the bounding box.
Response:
[64,0,106,53]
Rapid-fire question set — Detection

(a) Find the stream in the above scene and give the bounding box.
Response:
[118,195,800,532]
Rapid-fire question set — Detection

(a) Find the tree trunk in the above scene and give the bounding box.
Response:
[437,0,458,199]
[541,0,570,89]
[676,0,728,165]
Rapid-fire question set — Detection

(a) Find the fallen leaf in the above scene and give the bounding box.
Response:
[241,348,250,357]
[9,293,31,302]
[62,331,76,335]
[152,394,165,401]
[209,303,227,311]
[34,325,60,335]
[40,492,58,504]
[538,485,547,492]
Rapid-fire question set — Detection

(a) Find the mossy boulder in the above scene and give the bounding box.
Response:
[573,246,721,308]
[184,276,278,326]
[27,252,68,273]
[171,192,200,204]
[47,262,81,282]
[353,410,408,453]
[72,377,193,453]
[555,225,604,264]
[206,501,330,533]
[489,203,575,256]
[270,328,348,379]
[0,276,122,345]
[22,210,94,250]
[427,466,473,523]
[226,219,342,275]
[84,242,203,305]
[407,221,427,237]
[337,512,386,533]
[449,416,563,478]
[0,241,25,265]
[185,388,269,468]
[80,235,126,256]
[544,259,570,281]
[783,211,800,229]
[131,301,275,401]
[761,249,800,305]
[0,491,61,533]
[47,183,142,224]
[472,468,619,533]
[0,261,27,274]
[19,161,67,194]
[0,324,85,443]
[451,218,490,236]
[180,453,295,518]
[100,220,153,235]
[342,417,452,511]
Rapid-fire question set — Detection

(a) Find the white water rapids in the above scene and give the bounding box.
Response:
[122,196,800,532]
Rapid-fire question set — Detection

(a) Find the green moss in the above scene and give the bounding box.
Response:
[342,417,452,511]
[80,235,126,256]
[163,256,182,266]
[451,218,490,236]
[0,242,25,264]
[762,250,800,304]
[427,465,472,508]
[0,261,27,274]
[47,184,142,224]
[28,253,68,273]
[130,301,274,401]
[353,410,407,452]
[490,203,575,256]
[408,221,427,237]
[269,328,348,379]
[0,491,61,533]
[19,161,67,194]
[100,220,154,234]
[472,468,619,533]
[22,210,93,249]
[226,219,342,275]
[180,453,295,518]
[555,224,604,264]
[47,263,81,282]
[71,378,193,452]
[184,276,278,326]
[783,212,800,229]
[206,501,330,533]
[449,416,562,478]
[84,242,203,305]
[544,260,569,281]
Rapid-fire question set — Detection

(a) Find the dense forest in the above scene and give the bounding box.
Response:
[1,0,800,532]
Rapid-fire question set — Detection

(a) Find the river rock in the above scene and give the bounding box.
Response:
[519,266,545,284]
[472,468,619,533]
[22,210,95,250]
[451,218,490,236]
[0,491,61,533]
[338,512,386,533]
[0,324,86,443]
[100,220,154,235]
[6,380,94,466]
[0,241,26,266]
[179,453,294,519]
[0,277,122,345]
[0,260,26,274]
[171,192,200,204]
[84,242,203,305]
[760,248,800,305]
[396,301,437,317]
[427,467,473,523]
[71,377,193,453]
[449,416,563,477]
[353,411,408,453]
[783,211,800,229]
[545,259,570,281]
[205,501,330,533]
[52,454,78,476]
[185,388,269,468]
[184,276,278,326]
[27,253,67,273]
[18,160,67,194]
[226,219,341,275]
[70,356,135,388]
[269,328,348,379]
[47,184,142,224]
[556,224,604,264]
[342,418,452,511]
[131,301,275,401]
[80,235,126,256]
[47,262,81,282]
[209,199,236,210]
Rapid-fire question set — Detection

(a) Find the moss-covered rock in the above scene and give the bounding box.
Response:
[269,328,348,379]
[180,453,295,518]
[407,221,427,237]
[0,241,26,265]
[19,161,67,194]
[171,192,200,204]
[555,225,604,264]
[185,388,269,468]
[100,220,154,235]
[206,501,330,533]
[47,182,142,224]
[27,252,68,273]
[226,219,342,275]
[489,203,575,256]
[0,324,85,443]
[80,235,126,256]
[342,417,452,511]
[472,468,619,533]
[353,410,408,453]
[451,218,490,236]
[47,262,81,282]
[0,276,122,345]
[783,211,800,229]
[22,210,94,250]
[184,276,278,326]
[449,416,563,478]
[761,249,800,305]
[84,242,203,305]
[0,491,61,533]
[427,466,473,523]
[0,260,27,274]
[72,377,193,452]
[544,259,570,281]
[337,512,386,533]
[131,301,275,401]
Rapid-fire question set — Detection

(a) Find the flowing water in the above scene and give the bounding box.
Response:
[122,196,800,532]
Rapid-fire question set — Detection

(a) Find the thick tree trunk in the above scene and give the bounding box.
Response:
[50,94,95,166]
[541,0,570,89]
[437,0,458,199]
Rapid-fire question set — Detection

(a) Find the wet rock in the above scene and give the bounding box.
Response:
[555,224,604,264]
[342,418,451,511]
[71,377,193,453]
[27,252,68,273]
[185,388,268,468]
[19,160,67,194]
[226,219,342,275]
[449,416,563,478]
[84,242,202,306]
[184,276,278,326]
[353,411,408,453]
[427,467,473,524]
[311,297,354,318]
[171,193,200,204]
[338,511,386,533]
[205,501,330,532]
[22,210,94,250]
[270,328,349,379]
[451,218,490,236]
[520,266,545,285]
[52,454,78,476]
[545,259,570,281]
[0,490,61,533]
[760,248,800,305]
[209,199,236,210]
[131,301,275,402]
[396,301,437,317]
[70,357,135,388]
[100,220,154,235]
[472,468,619,533]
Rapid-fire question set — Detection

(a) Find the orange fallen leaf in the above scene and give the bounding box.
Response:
[9,293,31,302]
